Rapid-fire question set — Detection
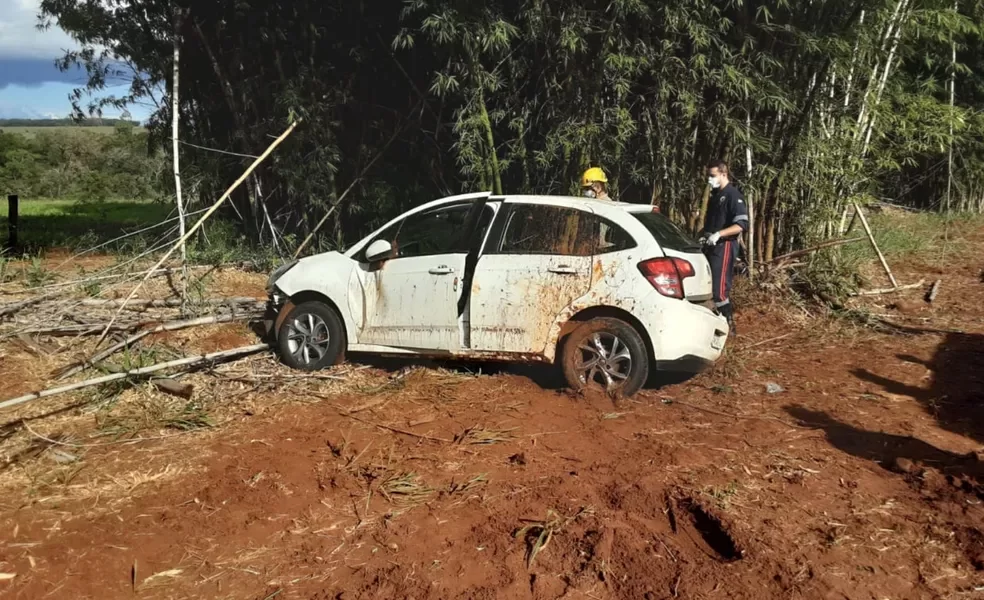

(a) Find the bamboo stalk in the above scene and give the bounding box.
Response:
[92,120,300,350]
[853,201,898,288]
[54,312,260,380]
[745,109,755,279]
[0,344,270,411]
[172,5,188,300]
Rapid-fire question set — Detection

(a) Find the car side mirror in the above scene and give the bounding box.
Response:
[365,239,394,263]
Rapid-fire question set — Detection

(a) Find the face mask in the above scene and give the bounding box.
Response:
[708,176,721,189]
[583,189,597,198]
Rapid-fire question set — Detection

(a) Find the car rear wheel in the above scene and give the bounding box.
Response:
[277,301,345,371]
[560,318,649,397]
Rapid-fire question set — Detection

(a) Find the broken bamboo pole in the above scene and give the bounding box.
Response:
[0,344,270,411]
[79,297,260,309]
[768,237,864,265]
[0,289,71,318]
[92,119,300,349]
[54,312,261,380]
[293,105,416,259]
[853,201,898,288]
[854,279,925,296]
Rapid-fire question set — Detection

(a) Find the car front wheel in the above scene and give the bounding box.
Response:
[276,301,346,371]
[560,318,649,397]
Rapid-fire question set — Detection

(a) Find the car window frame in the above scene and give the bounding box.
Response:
[488,203,607,257]
[357,201,495,263]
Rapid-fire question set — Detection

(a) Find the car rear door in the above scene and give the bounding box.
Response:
[468,200,595,354]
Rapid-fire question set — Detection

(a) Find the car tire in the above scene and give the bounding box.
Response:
[560,318,649,397]
[276,301,346,371]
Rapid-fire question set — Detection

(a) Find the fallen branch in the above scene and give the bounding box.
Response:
[768,237,864,265]
[0,289,70,318]
[926,279,941,303]
[3,322,145,338]
[335,409,452,443]
[0,344,270,411]
[853,279,925,296]
[79,297,261,309]
[0,264,226,295]
[92,119,300,349]
[740,332,794,350]
[54,313,259,380]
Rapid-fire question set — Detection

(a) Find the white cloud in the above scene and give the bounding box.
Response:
[0,0,80,60]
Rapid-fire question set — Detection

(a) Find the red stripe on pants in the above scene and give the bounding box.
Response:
[720,241,730,301]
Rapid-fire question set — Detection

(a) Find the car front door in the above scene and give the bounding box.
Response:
[468,202,596,354]
[359,201,494,351]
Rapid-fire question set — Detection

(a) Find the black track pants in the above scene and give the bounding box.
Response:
[705,239,737,311]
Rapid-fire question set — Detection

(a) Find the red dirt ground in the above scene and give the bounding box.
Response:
[1,228,984,599]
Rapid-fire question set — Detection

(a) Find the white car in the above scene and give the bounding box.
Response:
[265,192,729,396]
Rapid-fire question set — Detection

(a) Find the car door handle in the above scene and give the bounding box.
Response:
[429,265,454,275]
[548,265,577,275]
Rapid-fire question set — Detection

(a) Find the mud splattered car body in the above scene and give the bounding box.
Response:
[267,193,729,395]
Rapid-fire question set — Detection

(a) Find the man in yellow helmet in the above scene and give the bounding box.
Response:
[581,167,613,201]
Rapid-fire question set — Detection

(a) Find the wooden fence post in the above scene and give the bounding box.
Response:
[6,195,18,252]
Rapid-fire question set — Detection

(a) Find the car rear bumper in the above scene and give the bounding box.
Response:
[641,297,729,368]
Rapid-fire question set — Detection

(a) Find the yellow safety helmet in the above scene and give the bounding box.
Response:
[581,167,608,187]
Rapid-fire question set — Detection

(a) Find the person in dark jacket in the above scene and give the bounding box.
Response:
[700,160,749,332]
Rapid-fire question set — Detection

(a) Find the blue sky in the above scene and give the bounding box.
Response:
[0,0,155,122]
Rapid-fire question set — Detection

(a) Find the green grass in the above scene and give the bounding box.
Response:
[789,209,984,305]
[0,197,173,252]
[839,210,984,267]
[1,126,146,138]
[0,197,283,268]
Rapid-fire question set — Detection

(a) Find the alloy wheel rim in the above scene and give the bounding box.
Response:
[575,332,632,391]
[286,312,331,365]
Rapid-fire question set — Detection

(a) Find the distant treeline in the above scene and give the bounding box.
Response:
[0,118,142,128]
[0,122,164,201]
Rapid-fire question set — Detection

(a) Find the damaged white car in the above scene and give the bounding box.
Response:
[265,193,729,396]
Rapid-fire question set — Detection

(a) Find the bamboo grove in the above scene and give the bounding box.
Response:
[39,0,984,260]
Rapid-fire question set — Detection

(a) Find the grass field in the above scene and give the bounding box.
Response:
[0,198,173,252]
[0,126,147,138]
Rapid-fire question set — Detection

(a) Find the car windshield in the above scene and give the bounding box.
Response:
[630,212,702,252]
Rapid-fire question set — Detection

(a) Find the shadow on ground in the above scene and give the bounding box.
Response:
[851,331,984,446]
[784,405,983,480]
[345,352,698,395]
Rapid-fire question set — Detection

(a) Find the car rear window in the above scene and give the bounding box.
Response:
[631,212,702,252]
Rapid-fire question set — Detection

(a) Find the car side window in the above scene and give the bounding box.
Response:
[498,204,596,256]
[592,215,636,254]
[398,203,501,259]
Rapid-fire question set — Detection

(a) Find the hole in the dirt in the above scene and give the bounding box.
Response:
[665,494,677,533]
[679,499,742,562]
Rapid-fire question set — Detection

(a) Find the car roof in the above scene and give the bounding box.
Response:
[499,194,656,214]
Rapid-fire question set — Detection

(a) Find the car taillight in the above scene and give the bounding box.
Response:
[637,257,695,299]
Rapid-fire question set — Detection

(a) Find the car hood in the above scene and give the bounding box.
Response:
[271,251,349,296]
